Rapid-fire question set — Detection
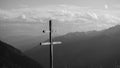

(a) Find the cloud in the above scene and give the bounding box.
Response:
[112,4,120,8]
[0,9,17,19]
[0,5,120,30]
[19,4,29,8]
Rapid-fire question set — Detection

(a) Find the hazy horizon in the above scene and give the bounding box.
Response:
[0,0,120,51]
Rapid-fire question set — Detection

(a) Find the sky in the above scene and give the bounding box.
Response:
[0,0,120,51]
[0,0,120,31]
[0,0,120,9]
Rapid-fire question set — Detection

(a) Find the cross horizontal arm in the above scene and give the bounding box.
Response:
[40,42,62,45]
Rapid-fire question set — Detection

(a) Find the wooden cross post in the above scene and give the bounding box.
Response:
[40,20,62,68]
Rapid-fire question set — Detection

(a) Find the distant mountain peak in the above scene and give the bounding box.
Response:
[25,23,120,68]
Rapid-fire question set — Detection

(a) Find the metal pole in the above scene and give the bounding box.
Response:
[49,20,53,68]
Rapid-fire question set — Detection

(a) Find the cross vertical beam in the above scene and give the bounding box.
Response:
[40,20,62,68]
[49,20,53,68]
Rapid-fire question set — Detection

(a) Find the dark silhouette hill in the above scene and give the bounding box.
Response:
[25,25,120,68]
[0,40,43,68]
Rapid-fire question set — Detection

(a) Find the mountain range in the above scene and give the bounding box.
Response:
[25,24,120,68]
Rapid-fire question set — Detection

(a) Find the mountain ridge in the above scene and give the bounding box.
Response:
[0,40,43,68]
[25,24,120,68]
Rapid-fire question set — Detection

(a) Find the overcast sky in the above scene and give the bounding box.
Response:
[0,0,120,51]
[0,0,120,9]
